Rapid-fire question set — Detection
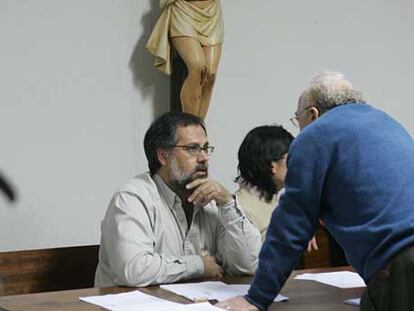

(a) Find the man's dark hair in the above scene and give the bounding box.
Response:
[236,125,294,202]
[144,112,206,174]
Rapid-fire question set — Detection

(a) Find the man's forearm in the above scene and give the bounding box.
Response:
[111,252,204,287]
[217,201,261,275]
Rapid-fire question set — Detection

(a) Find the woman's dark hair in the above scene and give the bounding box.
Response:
[236,125,294,202]
[144,112,206,174]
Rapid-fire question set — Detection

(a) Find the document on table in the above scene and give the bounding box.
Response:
[160,281,289,302]
[344,298,361,306]
[294,271,366,288]
[80,290,222,311]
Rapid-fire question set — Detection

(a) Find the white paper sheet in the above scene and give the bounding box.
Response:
[344,298,361,306]
[160,281,288,302]
[111,303,222,311]
[182,302,225,310]
[79,290,205,311]
[294,271,366,288]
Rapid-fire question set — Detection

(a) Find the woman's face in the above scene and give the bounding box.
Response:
[271,153,288,191]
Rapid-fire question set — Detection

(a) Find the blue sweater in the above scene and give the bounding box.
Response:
[246,103,414,310]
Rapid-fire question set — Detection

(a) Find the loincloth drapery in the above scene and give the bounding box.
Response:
[146,0,223,75]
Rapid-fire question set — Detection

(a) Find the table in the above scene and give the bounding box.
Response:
[0,267,364,310]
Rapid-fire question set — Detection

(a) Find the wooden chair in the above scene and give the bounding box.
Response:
[0,245,99,296]
[297,226,348,269]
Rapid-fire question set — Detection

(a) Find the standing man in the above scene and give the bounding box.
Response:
[218,72,414,311]
[95,112,261,287]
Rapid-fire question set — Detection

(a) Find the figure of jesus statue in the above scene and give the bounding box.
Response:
[146,0,223,119]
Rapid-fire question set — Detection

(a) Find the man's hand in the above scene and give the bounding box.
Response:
[186,178,233,207]
[216,296,259,311]
[307,236,319,253]
[202,255,224,278]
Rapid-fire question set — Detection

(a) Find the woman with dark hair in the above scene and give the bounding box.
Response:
[235,125,318,251]
[235,125,293,241]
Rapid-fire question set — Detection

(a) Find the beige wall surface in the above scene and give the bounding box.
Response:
[1,0,413,250]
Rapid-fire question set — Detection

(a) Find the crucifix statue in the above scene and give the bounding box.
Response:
[146,0,224,119]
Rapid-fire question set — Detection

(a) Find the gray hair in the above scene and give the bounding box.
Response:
[144,112,206,175]
[302,71,364,115]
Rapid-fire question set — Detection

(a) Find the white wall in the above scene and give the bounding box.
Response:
[1,0,413,251]
[0,0,169,250]
[207,0,414,192]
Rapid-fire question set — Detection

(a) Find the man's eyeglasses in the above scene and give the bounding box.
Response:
[289,106,314,128]
[171,144,215,156]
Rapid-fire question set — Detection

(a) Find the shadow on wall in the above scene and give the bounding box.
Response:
[0,171,17,204]
[129,0,170,118]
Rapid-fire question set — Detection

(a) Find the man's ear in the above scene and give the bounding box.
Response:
[309,106,320,121]
[157,148,169,166]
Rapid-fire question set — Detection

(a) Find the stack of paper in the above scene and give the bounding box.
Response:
[80,290,222,311]
[294,271,366,288]
[344,298,361,306]
[160,281,288,302]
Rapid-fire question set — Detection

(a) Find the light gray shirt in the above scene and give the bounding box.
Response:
[94,173,261,287]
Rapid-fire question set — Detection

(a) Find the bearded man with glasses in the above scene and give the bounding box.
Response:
[95,112,261,287]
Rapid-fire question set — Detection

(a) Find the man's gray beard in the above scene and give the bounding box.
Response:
[169,155,208,195]
[170,157,192,190]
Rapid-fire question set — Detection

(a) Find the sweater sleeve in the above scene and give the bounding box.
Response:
[246,131,331,310]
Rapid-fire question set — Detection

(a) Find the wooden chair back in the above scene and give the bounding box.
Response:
[0,245,99,296]
[298,226,348,269]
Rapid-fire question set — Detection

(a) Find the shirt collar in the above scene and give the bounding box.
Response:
[153,174,182,209]
[238,178,283,203]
